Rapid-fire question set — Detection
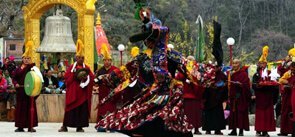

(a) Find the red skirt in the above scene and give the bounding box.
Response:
[183,99,202,128]
[280,88,293,133]
[63,101,89,128]
[255,89,276,132]
[96,88,193,133]
[15,91,38,128]
[291,88,295,122]
[228,99,250,130]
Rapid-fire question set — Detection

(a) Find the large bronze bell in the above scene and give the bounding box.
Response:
[37,9,76,53]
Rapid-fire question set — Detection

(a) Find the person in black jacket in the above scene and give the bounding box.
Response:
[42,69,58,94]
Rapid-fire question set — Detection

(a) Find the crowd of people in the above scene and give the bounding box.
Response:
[1,2,295,137]
[0,56,17,122]
[2,42,295,137]
[91,46,295,137]
[91,5,295,137]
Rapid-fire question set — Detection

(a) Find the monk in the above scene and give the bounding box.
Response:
[280,61,295,137]
[175,56,203,135]
[228,59,251,136]
[253,48,276,137]
[95,55,119,123]
[13,41,38,132]
[59,40,94,132]
[202,66,227,135]
[278,51,293,136]
[278,56,291,76]
[289,62,295,137]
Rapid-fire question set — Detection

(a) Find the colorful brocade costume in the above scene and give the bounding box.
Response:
[95,6,193,137]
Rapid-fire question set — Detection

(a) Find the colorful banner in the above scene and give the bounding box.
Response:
[95,25,110,56]
[195,15,205,62]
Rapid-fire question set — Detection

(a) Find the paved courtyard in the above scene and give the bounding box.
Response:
[0,122,283,137]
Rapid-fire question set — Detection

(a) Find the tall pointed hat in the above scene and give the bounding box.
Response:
[76,39,84,57]
[131,46,140,58]
[23,40,34,57]
[259,45,269,63]
[101,43,112,59]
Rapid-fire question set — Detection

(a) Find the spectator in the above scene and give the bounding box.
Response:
[52,63,59,77]
[42,69,58,94]
[2,56,17,75]
[2,57,10,70]
[56,71,66,93]
[0,70,8,101]
[4,69,16,121]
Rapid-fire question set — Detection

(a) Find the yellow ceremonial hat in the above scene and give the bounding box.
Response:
[186,56,196,73]
[288,48,295,57]
[22,40,34,57]
[76,39,84,57]
[101,43,112,60]
[259,45,269,63]
[131,47,140,58]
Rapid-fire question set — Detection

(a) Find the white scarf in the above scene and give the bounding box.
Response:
[71,62,90,88]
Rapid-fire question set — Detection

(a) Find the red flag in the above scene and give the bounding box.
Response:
[95,25,110,56]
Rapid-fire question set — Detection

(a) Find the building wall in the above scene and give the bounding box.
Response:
[4,38,24,62]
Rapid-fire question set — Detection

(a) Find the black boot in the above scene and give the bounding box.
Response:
[228,129,237,136]
[261,132,269,137]
[278,133,288,136]
[256,131,261,136]
[76,127,84,132]
[28,128,36,132]
[215,130,223,135]
[58,126,68,132]
[194,128,202,135]
[15,128,24,132]
[292,122,295,137]
[239,129,244,136]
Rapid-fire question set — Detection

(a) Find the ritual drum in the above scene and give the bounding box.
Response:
[24,71,42,97]
[75,68,90,81]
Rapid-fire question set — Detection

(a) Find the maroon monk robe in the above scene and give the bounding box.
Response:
[13,63,38,128]
[280,85,293,134]
[287,74,295,122]
[175,72,204,129]
[63,64,94,127]
[253,69,276,132]
[228,69,251,131]
[278,65,293,134]
[96,65,119,121]
[278,65,289,76]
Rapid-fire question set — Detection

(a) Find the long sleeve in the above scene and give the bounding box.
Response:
[64,65,75,87]
[279,70,291,84]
